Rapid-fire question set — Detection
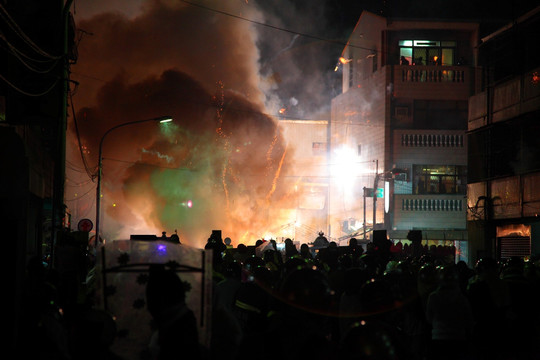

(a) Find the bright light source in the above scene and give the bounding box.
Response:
[385,181,390,213]
[158,116,173,123]
[333,145,362,186]
[187,200,193,208]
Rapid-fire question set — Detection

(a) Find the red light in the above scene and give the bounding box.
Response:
[187,200,193,208]
[532,72,539,85]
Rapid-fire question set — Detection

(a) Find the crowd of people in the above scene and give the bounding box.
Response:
[18,232,540,360]
[201,232,540,360]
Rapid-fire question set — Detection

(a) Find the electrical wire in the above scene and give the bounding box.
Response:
[0,3,63,60]
[66,160,90,174]
[0,31,59,64]
[180,0,377,53]
[70,70,107,83]
[0,72,59,96]
[64,184,95,201]
[69,88,97,180]
[65,176,94,187]
[0,34,60,74]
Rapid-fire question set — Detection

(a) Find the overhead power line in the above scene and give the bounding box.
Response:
[0,3,63,60]
[69,89,97,180]
[180,0,375,53]
[0,72,59,96]
[0,33,60,74]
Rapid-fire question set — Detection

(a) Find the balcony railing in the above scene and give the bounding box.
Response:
[400,197,463,212]
[398,65,466,83]
[400,133,464,148]
[393,194,467,230]
[393,65,472,100]
[468,66,540,130]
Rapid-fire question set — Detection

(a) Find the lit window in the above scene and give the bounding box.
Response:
[398,39,455,66]
[413,165,467,195]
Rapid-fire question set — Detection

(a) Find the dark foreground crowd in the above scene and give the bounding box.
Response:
[18,235,540,360]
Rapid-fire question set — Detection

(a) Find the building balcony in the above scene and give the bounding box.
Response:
[393,65,473,100]
[393,194,467,230]
[468,66,540,131]
[392,129,468,167]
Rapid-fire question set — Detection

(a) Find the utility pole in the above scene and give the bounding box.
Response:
[363,187,367,240]
[373,159,378,232]
[51,0,74,264]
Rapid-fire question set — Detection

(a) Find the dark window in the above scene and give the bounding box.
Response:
[413,100,468,129]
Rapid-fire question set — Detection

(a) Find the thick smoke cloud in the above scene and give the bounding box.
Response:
[72,1,265,110]
[70,1,302,246]
[254,0,347,119]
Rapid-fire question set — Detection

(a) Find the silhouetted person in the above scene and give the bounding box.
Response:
[467,257,509,360]
[266,268,336,360]
[233,243,249,264]
[169,229,180,244]
[499,257,540,359]
[425,265,473,360]
[408,230,424,259]
[67,307,124,360]
[373,230,391,265]
[346,237,364,261]
[284,238,299,260]
[313,231,329,248]
[319,241,339,271]
[400,56,410,65]
[205,230,227,272]
[146,265,201,360]
[300,243,313,261]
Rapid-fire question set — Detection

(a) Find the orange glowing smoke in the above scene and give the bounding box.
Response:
[67,1,307,247]
[266,144,288,203]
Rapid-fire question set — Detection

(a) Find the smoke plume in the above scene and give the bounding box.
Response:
[69,0,308,246]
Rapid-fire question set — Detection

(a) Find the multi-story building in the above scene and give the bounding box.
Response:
[1,0,76,348]
[330,11,478,261]
[467,6,540,262]
[278,118,330,244]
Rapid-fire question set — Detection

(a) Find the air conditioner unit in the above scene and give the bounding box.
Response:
[395,106,409,119]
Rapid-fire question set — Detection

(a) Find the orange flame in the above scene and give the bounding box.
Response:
[266,144,287,202]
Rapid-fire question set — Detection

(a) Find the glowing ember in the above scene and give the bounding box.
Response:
[532,72,540,85]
